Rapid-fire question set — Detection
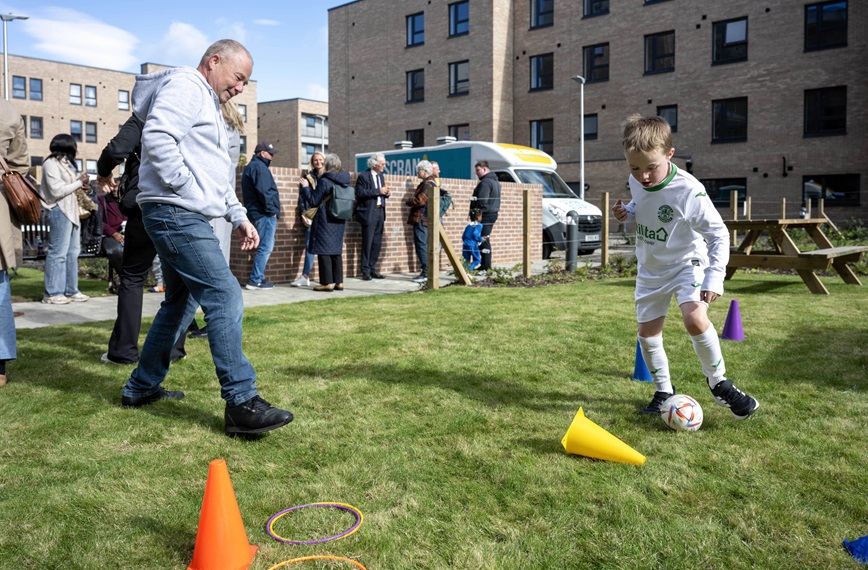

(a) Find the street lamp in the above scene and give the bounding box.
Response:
[315,114,327,154]
[2,13,28,100]
[571,75,585,200]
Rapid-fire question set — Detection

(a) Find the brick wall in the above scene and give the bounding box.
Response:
[229,167,543,284]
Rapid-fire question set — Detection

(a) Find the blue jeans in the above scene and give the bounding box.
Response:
[302,227,314,276]
[44,207,81,297]
[122,203,258,406]
[249,215,276,284]
[413,222,428,274]
[0,270,15,360]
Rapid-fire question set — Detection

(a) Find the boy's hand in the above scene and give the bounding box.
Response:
[700,290,720,304]
[612,199,628,222]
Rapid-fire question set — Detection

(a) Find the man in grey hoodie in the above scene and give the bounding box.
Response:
[120,39,294,436]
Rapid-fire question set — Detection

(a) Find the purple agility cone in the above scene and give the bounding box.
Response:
[632,340,653,382]
[721,299,745,341]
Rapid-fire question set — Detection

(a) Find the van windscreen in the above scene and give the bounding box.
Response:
[514,170,578,199]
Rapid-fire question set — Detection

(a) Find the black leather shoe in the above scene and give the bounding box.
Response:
[225,396,294,435]
[122,387,185,408]
[189,326,208,339]
[371,271,385,279]
[361,273,372,281]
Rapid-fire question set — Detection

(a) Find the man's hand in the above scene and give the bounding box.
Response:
[236,221,260,251]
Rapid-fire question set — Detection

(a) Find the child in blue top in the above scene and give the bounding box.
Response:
[462,209,483,270]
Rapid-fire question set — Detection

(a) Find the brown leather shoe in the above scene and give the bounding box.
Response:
[0,373,8,386]
[334,283,344,291]
[313,284,335,292]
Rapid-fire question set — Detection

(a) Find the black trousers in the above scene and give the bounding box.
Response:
[359,208,385,275]
[479,211,498,270]
[107,214,186,362]
[317,254,343,285]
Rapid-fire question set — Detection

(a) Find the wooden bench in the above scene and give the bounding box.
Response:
[797,246,868,285]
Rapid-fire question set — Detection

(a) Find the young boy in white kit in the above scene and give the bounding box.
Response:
[613,114,759,420]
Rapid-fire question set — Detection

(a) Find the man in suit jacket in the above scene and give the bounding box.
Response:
[354,153,390,280]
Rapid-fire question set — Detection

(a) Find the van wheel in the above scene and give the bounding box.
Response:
[542,242,553,260]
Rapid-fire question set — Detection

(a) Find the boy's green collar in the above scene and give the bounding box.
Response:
[643,163,678,192]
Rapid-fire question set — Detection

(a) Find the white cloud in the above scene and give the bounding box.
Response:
[307,83,328,102]
[20,8,140,70]
[155,22,210,66]
[215,17,247,43]
[253,19,280,26]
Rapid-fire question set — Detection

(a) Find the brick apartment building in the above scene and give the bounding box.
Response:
[329,0,867,222]
[257,98,330,170]
[2,54,259,177]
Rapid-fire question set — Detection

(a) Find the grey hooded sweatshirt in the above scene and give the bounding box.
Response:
[132,66,247,227]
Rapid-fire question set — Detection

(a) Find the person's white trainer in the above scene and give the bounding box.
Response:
[66,292,90,302]
[291,275,310,287]
[42,295,71,305]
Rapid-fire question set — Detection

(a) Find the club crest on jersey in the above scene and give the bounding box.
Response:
[658,205,674,223]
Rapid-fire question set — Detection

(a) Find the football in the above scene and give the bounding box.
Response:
[660,394,703,432]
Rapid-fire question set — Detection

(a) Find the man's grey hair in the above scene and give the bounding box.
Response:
[199,39,252,67]
[416,160,432,175]
[324,153,342,173]
[367,153,385,169]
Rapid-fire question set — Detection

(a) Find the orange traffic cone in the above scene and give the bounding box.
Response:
[561,407,646,466]
[187,459,258,570]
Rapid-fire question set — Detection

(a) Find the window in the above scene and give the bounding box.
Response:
[449,123,471,140]
[86,160,98,175]
[531,0,553,28]
[85,122,97,144]
[306,116,316,129]
[657,105,678,132]
[805,1,847,51]
[239,136,247,155]
[712,97,748,143]
[118,90,130,111]
[405,129,424,148]
[804,86,846,137]
[85,85,97,107]
[31,156,43,167]
[803,173,859,207]
[530,119,553,154]
[449,60,469,96]
[30,78,43,101]
[713,18,748,64]
[74,159,83,173]
[583,114,598,140]
[584,0,609,17]
[12,76,25,99]
[530,53,554,91]
[238,104,247,123]
[700,178,747,207]
[645,31,675,73]
[449,1,469,37]
[406,12,424,47]
[30,117,43,139]
[406,69,424,102]
[70,84,82,105]
[583,43,609,83]
[70,121,83,142]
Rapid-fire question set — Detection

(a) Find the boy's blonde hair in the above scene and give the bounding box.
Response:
[621,113,672,155]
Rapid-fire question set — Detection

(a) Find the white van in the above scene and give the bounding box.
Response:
[356,141,602,257]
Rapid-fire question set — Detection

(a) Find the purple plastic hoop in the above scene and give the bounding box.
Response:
[266,502,363,545]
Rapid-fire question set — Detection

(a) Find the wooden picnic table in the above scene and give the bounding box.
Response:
[724,218,868,295]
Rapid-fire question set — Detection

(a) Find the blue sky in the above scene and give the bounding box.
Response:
[0,1,350,102]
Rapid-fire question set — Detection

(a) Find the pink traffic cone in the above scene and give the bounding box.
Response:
[721,299,745,341]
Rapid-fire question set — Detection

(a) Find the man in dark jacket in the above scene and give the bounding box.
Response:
[354,152,390,280]
[96,113,190,364]
[470,160,501,270]
[241,141,280,289]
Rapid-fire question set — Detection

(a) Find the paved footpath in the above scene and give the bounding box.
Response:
[13,243,634,330]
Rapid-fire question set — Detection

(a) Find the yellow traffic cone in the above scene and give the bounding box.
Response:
[561,408,646,466]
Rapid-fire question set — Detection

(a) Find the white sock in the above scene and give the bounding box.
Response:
[690,325,727,388]
[638,335,672,394]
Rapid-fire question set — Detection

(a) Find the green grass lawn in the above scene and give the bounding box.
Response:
[1,273,866,569]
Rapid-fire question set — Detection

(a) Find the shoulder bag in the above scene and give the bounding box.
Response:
[0,153,42,224]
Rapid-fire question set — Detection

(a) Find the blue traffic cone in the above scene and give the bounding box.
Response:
[632,340,653,382]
